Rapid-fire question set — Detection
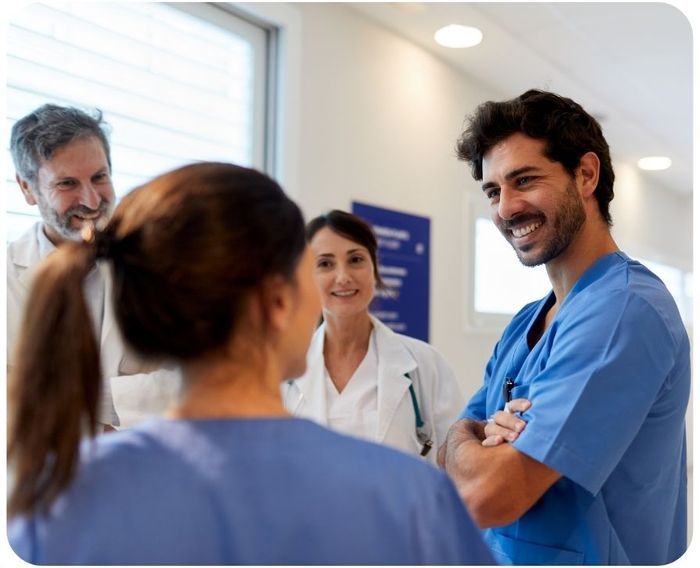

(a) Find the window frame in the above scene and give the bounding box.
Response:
[172,2,275,173]
[462,192,526,331]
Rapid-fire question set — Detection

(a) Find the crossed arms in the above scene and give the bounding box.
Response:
[437,399,561,528]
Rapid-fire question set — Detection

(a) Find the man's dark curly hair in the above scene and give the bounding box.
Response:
[456,90,615,226]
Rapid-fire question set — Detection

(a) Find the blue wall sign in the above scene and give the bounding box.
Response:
[352,201,430,342]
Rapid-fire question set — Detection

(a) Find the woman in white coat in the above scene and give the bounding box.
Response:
[283,210,464,464]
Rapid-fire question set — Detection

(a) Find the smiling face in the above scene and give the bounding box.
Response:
[481,133,586,267]
[18,136,115,244]
[309,227,376,319]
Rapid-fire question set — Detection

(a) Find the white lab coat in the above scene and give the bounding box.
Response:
[7,222,181,428]
[283,315,464,464]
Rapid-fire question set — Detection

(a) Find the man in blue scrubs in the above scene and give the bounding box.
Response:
[439,90,690,565]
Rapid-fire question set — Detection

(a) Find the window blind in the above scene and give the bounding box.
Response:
[6,2,268,241]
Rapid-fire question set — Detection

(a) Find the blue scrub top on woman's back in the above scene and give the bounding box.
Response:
[464,252,690,565]
[8,417,493,565]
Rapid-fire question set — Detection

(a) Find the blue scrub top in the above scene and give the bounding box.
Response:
[463,252,689,565]
[8,417,494,565]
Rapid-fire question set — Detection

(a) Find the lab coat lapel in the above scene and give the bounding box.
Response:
[11,223,42,291]
[373,316,416,443]
[16,262,35,290]
[11,228,122,379]
[293,324,329,424]
[98,264,122,378]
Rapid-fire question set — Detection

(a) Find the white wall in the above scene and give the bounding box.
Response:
[246,2,693,402]
[292,2,503,398]
[612,163,692,272]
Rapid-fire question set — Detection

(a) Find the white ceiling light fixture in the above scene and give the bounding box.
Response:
[434,24,483,48]
[637,156,672,171]
[394,2,426,12]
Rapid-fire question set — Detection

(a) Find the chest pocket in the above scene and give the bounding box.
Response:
[382,376,433,459]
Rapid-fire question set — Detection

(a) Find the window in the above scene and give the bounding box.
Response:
[473,217,551,315]
[468,210,693,328]
[6,2,272,242]
[466,208,550,329]
[638,259,693,326]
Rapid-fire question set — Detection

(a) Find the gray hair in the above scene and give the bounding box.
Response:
[10,104,112,184]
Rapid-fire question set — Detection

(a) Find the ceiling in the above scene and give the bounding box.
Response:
[348,2,693,196]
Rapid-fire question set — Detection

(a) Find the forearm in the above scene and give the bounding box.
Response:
[441,419,559,528]
[441,419,507,525]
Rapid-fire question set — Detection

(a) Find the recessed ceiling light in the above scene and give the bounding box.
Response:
[434,24,483,48]
[394,2,426,12]
[637,156,672,171]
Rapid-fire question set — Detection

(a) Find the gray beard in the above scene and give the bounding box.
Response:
[36,198,112,242]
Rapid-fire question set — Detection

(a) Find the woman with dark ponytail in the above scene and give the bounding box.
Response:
[9,240,103,517]
[7,162,492,565]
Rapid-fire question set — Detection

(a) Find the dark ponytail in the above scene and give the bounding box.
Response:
[8,241,101,517]
[8,162,306,517]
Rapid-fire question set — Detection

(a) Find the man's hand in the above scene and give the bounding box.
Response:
[438,418,485,469]
[482,398,531,447]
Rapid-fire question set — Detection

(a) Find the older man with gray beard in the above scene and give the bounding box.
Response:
[8,104,180,431]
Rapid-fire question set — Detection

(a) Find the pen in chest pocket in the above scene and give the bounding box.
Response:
[502,377,515,413]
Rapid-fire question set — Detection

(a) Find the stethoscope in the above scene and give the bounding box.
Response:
[404,372,433,456]
[284,373,433,457]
